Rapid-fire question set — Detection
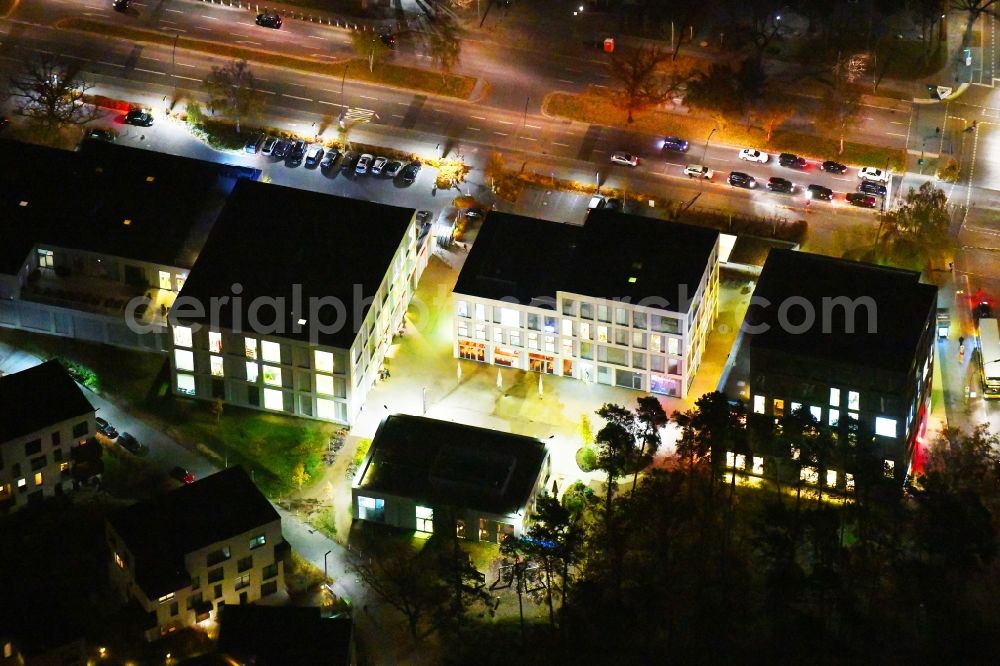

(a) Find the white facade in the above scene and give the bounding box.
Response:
[106,517,285,642]
[453,254,719,398]
[0,412,94,512]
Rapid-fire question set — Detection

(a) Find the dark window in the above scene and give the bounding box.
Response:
[190,576,200,591]
[248,386,260,407]
[24,439,41,457]
[261,581,278,597]
[72,422,88,438]
[169,602,179,616]
[212,379,225,399]
[207,567,224,584]
[51,431,61,447]
[207,546,231,566]
[237,556,253,573]
[53,448,62,462]
[234,574,250,591]
[187,592,203,610]
[214,585,223,600]
[262,563,278,580]
[30,455,47,472]
[12,463,21,476]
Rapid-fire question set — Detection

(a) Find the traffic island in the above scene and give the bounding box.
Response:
[57,17,478,100]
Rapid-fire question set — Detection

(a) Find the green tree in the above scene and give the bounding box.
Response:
[209,398,224,423]
[631,395,667,492]
[877,180,952,268]
[202,59,265,133]
[523,494,579,624]
[7,58,99,141]
[672,392,746,489]
[577,413,594,447]
[593,404,638,515]
[291,462,310,490]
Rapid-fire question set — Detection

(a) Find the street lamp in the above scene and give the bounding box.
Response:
[421,386,429,415]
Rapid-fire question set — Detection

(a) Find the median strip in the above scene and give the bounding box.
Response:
[57,17,478,100]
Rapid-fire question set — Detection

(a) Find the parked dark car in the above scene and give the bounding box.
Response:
[380,32,397,47]
[0,116,9,131]
[728,171,756,188]
[662,136,689,152]
[821,160,847,174]
[117,432,143,455]
[320,148,341,171]
[86,128,117,142]
[95,417,118,440]
[124,108,153,127]
[604,197,623,211]
[255,11,282,28]
[340,151,358,173]
[287,139,307,164]
[399,162,421,184]
[272,139,290,159]
[766,177,793,193]
[244,133,265,154]
[170,467,194,484]
[846,192,877,208]
[807,184,833,201]
[778,152,806,168]
[973,301,993,321]
[112,0,131,11]
[859,180,887,197]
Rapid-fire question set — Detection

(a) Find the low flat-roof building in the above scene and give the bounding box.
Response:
[0,139,255,351]
[169,179,429,425]
[352,415,551,543]
[452,210,719,397]
[0,360,95,512]
[106,467,286,641]
[734,250,937,489]
[217,605,354,666]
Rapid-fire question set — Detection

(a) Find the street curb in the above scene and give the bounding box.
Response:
[913,82,970,104]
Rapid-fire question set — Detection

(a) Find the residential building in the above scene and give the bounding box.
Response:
[0,360,95,511]
[352,414,551,543]
[0,139,256,351]
[106,467,287,641]
[735,250,937,488]
[218,605,354,666]
[168,179,429,425]
[452,210,720,397]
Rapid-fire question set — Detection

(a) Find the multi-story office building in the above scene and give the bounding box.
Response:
[0,360,95,511]
[352,415,551,543]
[736,250,937,488]
[452,211,720,397]
[0,139,253,352]
[168,179,430,425]
[106,467,286,641]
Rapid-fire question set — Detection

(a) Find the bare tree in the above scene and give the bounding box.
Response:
[608,45,680,123]
[427,15,462,76]
[350,30,389,72]
[6,58,99,139]
[202,59,265,133]
[817,59,861,156]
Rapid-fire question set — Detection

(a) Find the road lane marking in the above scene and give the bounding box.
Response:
[177,62,196,68]
[135,68,166,75]
[471,115,486,120]
[160,26,186,32]
[887,132,906,137]
[287,82,307,87]
[521,136,537,141]
[396,101,408,105]
[890,121,906,125]
[235,41,262,46]
[140,56,162,62]
[318,101,342,106]
[553,142,570,147]
[284,94,312,101]
[466,127,481,131]
[259,90,277,95]
[525,124,541,129]
[359,95,378,100]
[97,61,123,67]
[307,35,326,40]
[174,75,200,82]
[165,8,183,12]
[59,54,86,60]
[392,113,404,118]
[494,131,508,136]
[498,120,513,125]
[202,15,219,20]
[558,79,574,84]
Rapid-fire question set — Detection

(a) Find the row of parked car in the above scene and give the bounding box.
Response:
[243,133,422,182]
[96,416,194,483]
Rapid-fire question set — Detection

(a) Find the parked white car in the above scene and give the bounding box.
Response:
[858,166,890,183]
[738,148,769,163]
[683,164,714,179]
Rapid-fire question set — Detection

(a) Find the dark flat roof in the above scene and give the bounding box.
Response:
[0,139,236,275]
[174,179,414,349]
[453,211,718,310]
[357,415,548,516]
[218,605,352,666]
[0,360,94,443]
[743,250,938,373]
[107,467,279,598]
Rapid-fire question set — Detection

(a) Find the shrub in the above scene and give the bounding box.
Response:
[576,446,598,473]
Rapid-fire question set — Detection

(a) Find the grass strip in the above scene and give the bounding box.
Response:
[58,17,477,99]
[543,92,907,171]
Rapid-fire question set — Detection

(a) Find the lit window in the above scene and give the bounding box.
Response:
[651,334,662,352]
[726,451,736,468]
[791,448,800,461]
[114,552,124,569]
[261,340,281,363]
[176,374,196,396]
[173,326,193,348]
[475,323,486,340]
[561,319,573,336]
[244,337,257,359]
[174,349,194,372]
[17,478,26,488]
[246,362,259,383]
[500,308,519,328]
[790,402,802,414]
[845,474,855,492]
[475,303,486,320]
[848,391,860,411]
[826,470,837,487]
[875,417,897,438]
[848,412,859,422]
[263,388,283,411]
[249,534,266,549]
[562,339,574,356]
[210,356,224,377]
[667,337,679,355]
[59,462,69,472]
[800,467,818,484]
[829,387,840,407]
[883,459,895,479]
[263,366,282,386]
[457,321,469,338]
[158,592,175,603]
[316,374,334,395]
[752,456,764,475]
[597,326,608,342]
[317,398,336,420]
[527,332,539,349]
[580,322,591,340]
[34,472,42,486]
[828,409,840,426]
[809,406,822,422]
[456,300,469,318]
[752,395,765,414]
[208,331,223,353]
[416,506,433,533]
[494,327,503,344]
[315,350,334,373]
[735,454,746,470]
[773,399,785,417]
